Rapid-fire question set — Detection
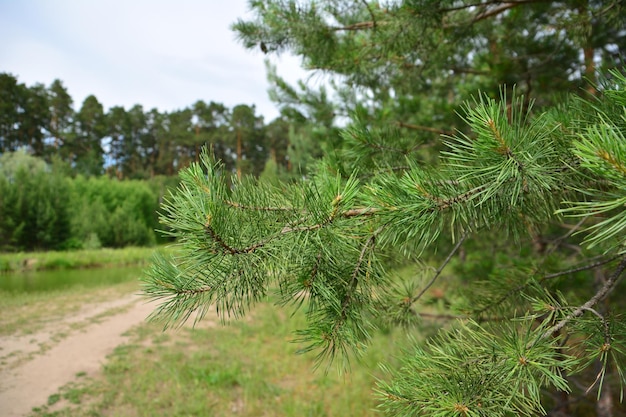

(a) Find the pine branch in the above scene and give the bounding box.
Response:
[419,184,487,211]
[439,0,506,13]
[177,285,213,295]
[343,207,378,217]
[471,2,520,22]
[581,305,612,395]
[360,0,377,31]
[541,217,590,257]
[542,256,626,339]
[204,201,378,256]
[596,149,626,175]
[541,255,623,281]
[306,252,323,288]
[487,118,526,173]
[205,222,275,255]
[440,0,550,28]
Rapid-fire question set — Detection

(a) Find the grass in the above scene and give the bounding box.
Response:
[26,298,410,417]
[0,246,169,272]
[1,250,417,416]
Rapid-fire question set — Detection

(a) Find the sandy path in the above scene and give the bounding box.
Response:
[0,294,155,417]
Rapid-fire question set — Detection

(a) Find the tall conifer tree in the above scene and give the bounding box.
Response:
[121,2,626,414]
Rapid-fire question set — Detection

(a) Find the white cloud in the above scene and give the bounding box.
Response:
[0,0,308,120]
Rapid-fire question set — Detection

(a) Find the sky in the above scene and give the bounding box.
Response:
[0,0,309,121]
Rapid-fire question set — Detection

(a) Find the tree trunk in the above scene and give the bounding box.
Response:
[584,46,597,96]
[579,1,597,96]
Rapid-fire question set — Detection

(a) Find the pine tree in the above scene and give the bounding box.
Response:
[143,70,626,416]
[143,2,626,415]
[234,0,625,172]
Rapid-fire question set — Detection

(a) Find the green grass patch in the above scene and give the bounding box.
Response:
[46,394,61,406]
[0,246,172,273]
[28,300,411,417]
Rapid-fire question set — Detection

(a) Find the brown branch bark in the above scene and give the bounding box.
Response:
[331,21,375,32]
[472,2,519,22]
[361,0,377,31]
[442,0,551,28]
[396,121,454,136]
[225,200,298,212]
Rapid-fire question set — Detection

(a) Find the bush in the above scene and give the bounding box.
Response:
[69,176,159,248]
[0,151,71,251]
[0,151,161,251]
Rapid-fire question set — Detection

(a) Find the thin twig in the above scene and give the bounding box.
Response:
[439,0,507,13]
[411,232,469,305]
[396,121,454,136]
[330,20,376,32]
[540,255,622,281]
[543,216,590,257]
[178,285,212,295]
[471,2,520,22]
[334,228,382,334]
[475,254,622,315]
[343,207,378,217]
[206,223,274,254]
[361,0,377,31]
[442,0,550,28]
[225,200,298,212]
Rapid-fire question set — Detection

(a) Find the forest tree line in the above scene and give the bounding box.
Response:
[0,72,314,180]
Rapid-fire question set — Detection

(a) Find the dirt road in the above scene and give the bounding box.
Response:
[0,294,155,417]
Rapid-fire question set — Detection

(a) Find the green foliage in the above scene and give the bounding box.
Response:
[69,176,158,248]
[144,73,626,416]
[0,150,71,251]
[0,246,164,273]
[0,152,160,251]
[258,156,281,185]
[234,0,625,175]
[377,319,575,417]
[557,70,626,252]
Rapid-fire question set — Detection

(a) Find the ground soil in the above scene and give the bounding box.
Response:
[0,294,155,417]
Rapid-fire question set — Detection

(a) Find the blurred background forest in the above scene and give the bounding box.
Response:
[0,71,333,252]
